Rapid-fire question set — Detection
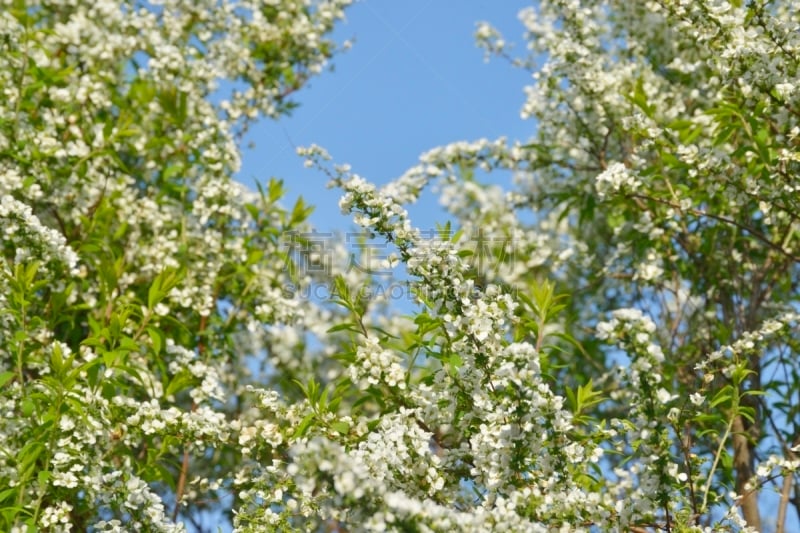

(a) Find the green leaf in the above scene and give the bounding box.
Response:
[165,371,196,397]
[570,379,603,416]
[318,386,330,412]
[147,268,184,310]
[289,196,314,226]
[709,385,733,408]
[50,343,64,375]
[331,421,350,435]
[0,487,17,504]
[753,126,771,163]
[268,178,285,203]
[37,470,51,489]
[446,352,462,375]
[292,412,316,439]
[566,387,577,413]
[162,164,183,181]
[739,405,756,424]
[102,349,119,368]
[118,336,139,353]
[147,327,163,355]
[20,399,36,418]
[0,371,15,389]
[626,77,654,117]
[327,322,361,334]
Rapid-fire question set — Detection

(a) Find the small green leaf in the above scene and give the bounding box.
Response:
[268,178,285,203]
[292,412,316,439]
[147,327,163,354]
[165,371,195,397]
[162,165,183,181]
[148,268,184,310]
[709,385,733,408]
[37,470,51,489]
[0,487,17,504]
[0,371,15,389]
[447,353,463,374]
[102,349,118,368]
[20,399,36,417]
[331,421,350,435]
[118,336,139,353]
[290,196,314,225]
[50,343,63,374]
[327,322,361,334]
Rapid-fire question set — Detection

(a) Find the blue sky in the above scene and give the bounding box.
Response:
[237,0,534,231]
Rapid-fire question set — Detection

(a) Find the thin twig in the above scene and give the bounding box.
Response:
[172,309,209,521]
[761,398,800,533]
[628,193,800,262]
[172,445,192,522]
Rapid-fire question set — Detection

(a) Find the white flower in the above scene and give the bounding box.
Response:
[595,162,642,199]
[775,82,795,99]
[656,388,677,405]
[689,392,705,406]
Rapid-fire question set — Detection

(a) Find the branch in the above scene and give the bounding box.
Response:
[761,398,800,533]
[172,444,192,522]
[172,308,209,522]
[628,193,800,263]
[778,471,793,533]
[732,416,762,530]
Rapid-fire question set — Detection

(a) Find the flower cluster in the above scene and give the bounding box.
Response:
[594,162,642,199]
[349,336,406,390]
[0,193,80,275]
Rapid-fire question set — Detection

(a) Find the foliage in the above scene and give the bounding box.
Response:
[2,0,800,532]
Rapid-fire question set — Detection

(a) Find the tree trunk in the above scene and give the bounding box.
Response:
[733,415,761,530]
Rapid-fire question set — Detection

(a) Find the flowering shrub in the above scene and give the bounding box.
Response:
[3,0,800,532]
[0,0,352,530]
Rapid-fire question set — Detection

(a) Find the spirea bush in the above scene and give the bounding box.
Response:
[2,0,800,532]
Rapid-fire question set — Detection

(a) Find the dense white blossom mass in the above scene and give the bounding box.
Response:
[2,0,800,532]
